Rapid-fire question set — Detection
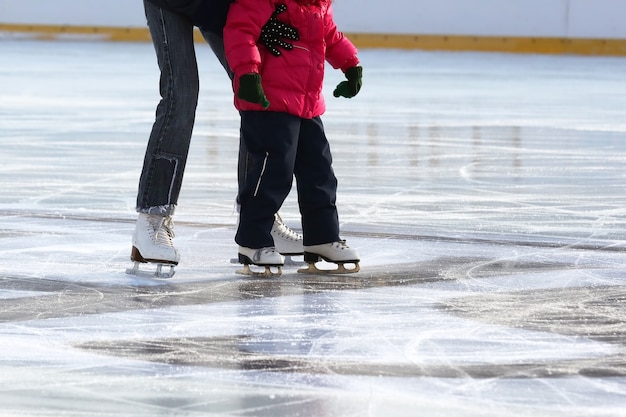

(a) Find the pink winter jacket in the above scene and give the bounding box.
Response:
[224,0,359,119]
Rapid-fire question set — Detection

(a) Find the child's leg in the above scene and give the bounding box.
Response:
[293,117,360,273]
[293,117,341,246]
[236,111,300,249]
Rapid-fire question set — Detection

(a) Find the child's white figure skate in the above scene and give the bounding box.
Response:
[126,213,179,279]
[298,240,360,274]
[237,246,285,277]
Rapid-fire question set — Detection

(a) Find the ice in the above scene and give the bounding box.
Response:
[1,39,626,416]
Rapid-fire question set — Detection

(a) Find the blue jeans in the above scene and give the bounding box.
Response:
[137,0,234,215]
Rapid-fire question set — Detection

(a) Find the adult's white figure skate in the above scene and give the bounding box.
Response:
[126,213,179,278]
[298,240,360,274]
[237,246,285,277]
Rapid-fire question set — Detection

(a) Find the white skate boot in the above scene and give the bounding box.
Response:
[271,214,304,257]
[237,246,285,277]
[299,240,360,274]
[234,204,302,256]
[126,213,179,278]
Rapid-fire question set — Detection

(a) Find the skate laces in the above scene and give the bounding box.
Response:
[333,240,349,250]
[162,216,176,239]
[147,215,176,248]
[273,214,302,241]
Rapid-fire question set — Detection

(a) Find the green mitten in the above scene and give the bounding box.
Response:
[333,66,362,98]
[237,73,270,108]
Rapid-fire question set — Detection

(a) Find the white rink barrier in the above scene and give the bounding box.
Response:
[1,0,625,55]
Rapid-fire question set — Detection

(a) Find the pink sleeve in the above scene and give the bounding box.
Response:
[223,0,274,78]
[324,4,360,72]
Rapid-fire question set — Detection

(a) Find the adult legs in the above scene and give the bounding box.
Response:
[129,2,200,269]
[201,30,233,81]
[136,1,200,215]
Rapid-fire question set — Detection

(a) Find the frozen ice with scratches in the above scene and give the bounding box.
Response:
[1,38,626,416]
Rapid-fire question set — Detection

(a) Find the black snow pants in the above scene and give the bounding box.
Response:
[236,111,340,249]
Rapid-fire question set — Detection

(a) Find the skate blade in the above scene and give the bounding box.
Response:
[231,255,304,266]
[236,264,282,277]
[297,262,360,275]
[126,262,176,279]
[283,255,305,266]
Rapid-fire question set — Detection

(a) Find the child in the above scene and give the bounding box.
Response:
[224,0,362,275]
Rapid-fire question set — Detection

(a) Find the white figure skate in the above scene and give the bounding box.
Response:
[271,214,304,265]
[126,213,179,278]
[231,213,303,265]
[237,246,285,277]
[272,214,303,255]
[298,240,360,274]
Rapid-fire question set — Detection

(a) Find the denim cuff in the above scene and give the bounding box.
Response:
[137,204,176,216]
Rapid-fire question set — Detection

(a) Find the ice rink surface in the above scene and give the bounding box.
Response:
[1,37,626,416]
